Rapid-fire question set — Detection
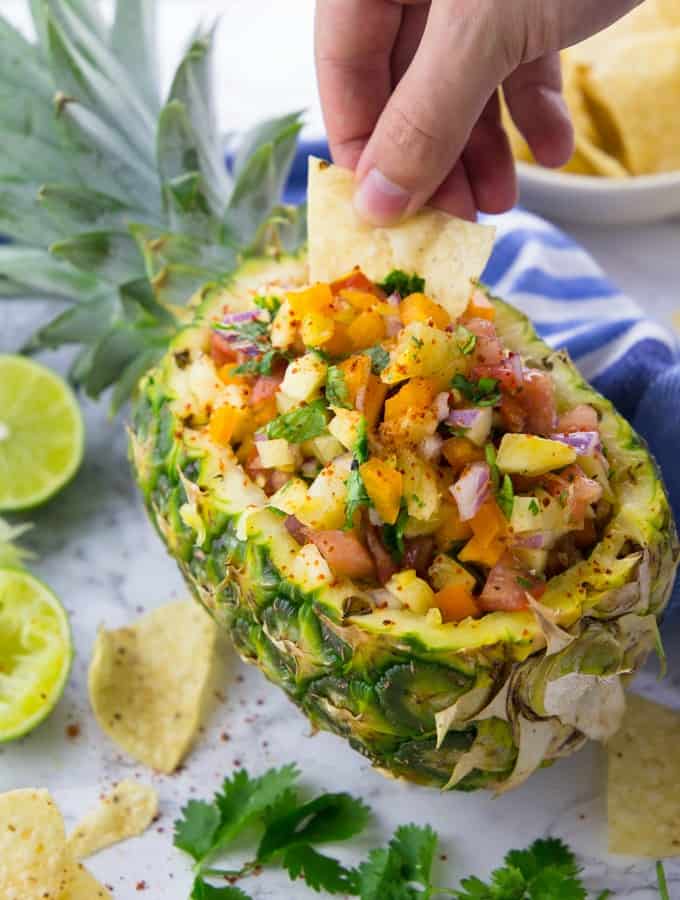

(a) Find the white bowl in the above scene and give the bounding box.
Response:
[516,162,680,226]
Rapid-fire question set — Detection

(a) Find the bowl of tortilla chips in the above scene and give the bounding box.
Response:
[504,0,680,225]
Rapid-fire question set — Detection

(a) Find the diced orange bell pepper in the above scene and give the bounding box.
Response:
[442,437,485,475]
[462,288,495,322]
[209,404,248,445]
[435,498,473,549]
[458,499,507,567]
[252,396,278,428]
[359,458,403,525]
[400,293,451,330]
[362,374,388,429]
[347,309,386,350]
[330,267,384,297]
[301,311,334,347]
[434,584,480,623]
[287,283,335,317]
[459,533,505,568]
[339,354,372,405]
[218,363,250,386]
[384,377,439,421]
[340,288,381,312]
[319,321,353,357]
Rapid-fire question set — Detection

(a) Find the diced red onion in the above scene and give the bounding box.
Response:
[369,588,396,609]
[549,431,601,456]
[368,508,384,527]
[355,384,367,412]
[448,408,481,428]
[450,462,490,521]
[434,392,450,423]
[385,315,402,337]
[514,532,547,549]
[301,460,320,478]
[508,352,524,385]
[386,292,400,307]
[447,407,492,446]
[222,310,262,325]
[419,434,443,461]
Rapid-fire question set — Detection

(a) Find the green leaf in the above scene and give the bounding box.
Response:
[456,325,477,355]
[497,474,514,520]
[234,349,286,377]
[257,793,370,861]
[24,290,120,350]
[526,868,586,900]
[354,416,369,464]
[326,366,351,409]
[363,345,390,375]
[452,374,501,408]
[267,401,328,444]
[174,800,222,863]
[111,0,160,113]
[39,184,138,233]
[379,270,425,298]
[504,838,579,883]
[233,112,304,177]
[345,466,370,529]
[0,246,100,299]
[282,845,359,895]
[389,824,437,888]
[110,346,165,415]
[191,879,251,900]
[81,324,150,397]
[356,847,420,900]
[382,506,409,563]
[657,861,670,900]
[51,231,144,284]
[212,765,300,857]
[0,13,53,99]
[0,133,75,184]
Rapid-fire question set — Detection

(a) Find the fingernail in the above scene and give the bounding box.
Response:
[354,168,411,226]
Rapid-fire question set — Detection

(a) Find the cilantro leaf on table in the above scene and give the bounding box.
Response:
[283,844,359,895]
[357,846,421,900]
[326,365,352,408]
[267,399,328,443]
[357,823,438,900]
[390,824,438,888]
[379,270,425,298]
[174,800,222,863]
[363,344,391,375]
[505,838,579,882]
[191,880,251,900]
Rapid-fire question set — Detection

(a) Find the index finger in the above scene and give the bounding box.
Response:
[314,0,402,169]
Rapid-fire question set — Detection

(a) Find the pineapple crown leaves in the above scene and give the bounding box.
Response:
[0,0,306,413]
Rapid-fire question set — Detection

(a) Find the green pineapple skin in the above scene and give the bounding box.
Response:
[130,255,678,791]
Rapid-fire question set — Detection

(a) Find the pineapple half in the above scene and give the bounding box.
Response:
[0,2,676,791]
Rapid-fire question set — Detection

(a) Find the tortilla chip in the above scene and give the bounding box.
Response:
[88,599,218,773]
[607,693,680,857]
[67,780,158,861]
[0,789,72,900]
[307,157,494,319]
[657,0,680,26]
[62,863,111,899]
[582,32,680,175]
[571,1,670,66]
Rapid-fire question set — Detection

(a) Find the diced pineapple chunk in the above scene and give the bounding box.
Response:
[398,449,440,521]
[270,300,297,349]
[301,311,334,347]
[511,492,568,533]
[382,322,467,384]
[256,439,299,470]
[428,554,476,592]
[276,391,300,415]
[307,435,345,465]
[513,547,549,574]
[280,352,328,401]
[385,570,435,615]
[268,470,347,531]
[269,477,308,517]
[328,408,364,450]
[290,543,334,589]
[496,433,577,476]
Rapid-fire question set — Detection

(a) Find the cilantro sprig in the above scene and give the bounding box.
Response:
[266,399,328,443]
[345,416,371,529]
[485,443,514,520]
[176,766,640,899]
[452,374,501,408]
[363,344,391,375]
[379,270,425,297]
[326,366,352,408]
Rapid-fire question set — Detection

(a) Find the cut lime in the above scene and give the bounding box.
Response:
[0,568,72,742]
[0,355,84,511]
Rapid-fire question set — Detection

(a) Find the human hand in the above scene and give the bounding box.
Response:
[315,0,640,223]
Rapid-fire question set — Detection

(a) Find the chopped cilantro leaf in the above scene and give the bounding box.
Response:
[253,294,282,317]
[191,880,251,899]
[516,576,533,590]
[345,465,370,529]
[174,800,221,862]
[456,324,477,355]
[326,366,351,409]
[363,345,390,375]
[214,318,269,345]
[379,269,425,297]
[355,415,369,464]
[411,336,424,349]
[234,348,286,376]
[657,861,670,900]
[528,498,540,516]
[558,490,569,508]
[485,443,500,492]
[452,373,501,407]
[498,474,514,520]
[266,400,327,443]
[382,506,409,563]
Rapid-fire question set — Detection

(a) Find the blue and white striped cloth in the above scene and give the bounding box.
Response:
[287,143,680,537]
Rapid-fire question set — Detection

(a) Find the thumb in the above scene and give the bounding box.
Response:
[354,1,505,225]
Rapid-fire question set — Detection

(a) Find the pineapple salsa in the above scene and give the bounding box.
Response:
[198,268,611,624]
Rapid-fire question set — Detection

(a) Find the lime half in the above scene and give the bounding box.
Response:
[0,355,84,511]
[0,568,72,742]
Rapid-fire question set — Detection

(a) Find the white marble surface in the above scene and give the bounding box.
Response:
[2,3,680,898]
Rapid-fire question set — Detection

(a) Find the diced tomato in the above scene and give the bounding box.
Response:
[251,372,284,406]
[556,404,599,433]
[517,369,556,436]
[478,557,532,612]
[499,393,527,433]
[402,536,435,579]
[308,530,376,581]
[365,524,398,585]
[466,318,504,367]
[211,332,240,367]
[543,464,603,526]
